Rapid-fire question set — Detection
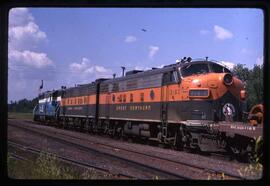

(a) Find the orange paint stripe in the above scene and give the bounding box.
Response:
[60,73,243,106]
[99,87,162,104]
[61,95,96,106]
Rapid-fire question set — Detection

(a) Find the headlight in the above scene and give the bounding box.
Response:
[189,89,209,98]
[223,73,233,85]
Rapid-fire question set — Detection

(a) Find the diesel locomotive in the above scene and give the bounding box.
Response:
[33,58,263,161]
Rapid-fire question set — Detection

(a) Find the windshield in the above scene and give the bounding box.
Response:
[210,63,231,73]
[180,63,209,77]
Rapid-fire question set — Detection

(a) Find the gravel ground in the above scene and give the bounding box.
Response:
[7,119,258,180]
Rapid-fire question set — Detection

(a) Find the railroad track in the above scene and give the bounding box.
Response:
[8,123,186,179]
[21,121,244,178]
[28,120,243,163]
[29,119,236,161]
[26,121,248,170]
[8,120,245,179]
[8,140,133,179]
[9,152,29,162]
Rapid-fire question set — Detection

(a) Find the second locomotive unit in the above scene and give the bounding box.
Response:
[34,57,262,160]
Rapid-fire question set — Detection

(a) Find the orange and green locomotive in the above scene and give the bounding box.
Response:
[34,58,263,161]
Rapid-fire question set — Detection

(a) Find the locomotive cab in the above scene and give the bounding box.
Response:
[176,60,246,122]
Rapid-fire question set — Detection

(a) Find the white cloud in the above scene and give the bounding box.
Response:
[9,50,53,68]
[95,65,109,73]
[8,8,55,101]
[220,61,235,69]
[148,46,159,59]
[200,30,210,35]
[9,22,46,42]
[70,57,90,71]
[9,7,47,51]
[125,35,137,43]
[256,56,263,65]
[69,57,112,81]
[214,25,233,40]
[134,66,151,71]
[8,8,52,69]
[9,8,34,27]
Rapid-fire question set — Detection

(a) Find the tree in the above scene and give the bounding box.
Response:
[232,64,250,82]
[232,64,264,110]
[8,97,38,113]
[246,64,264,109]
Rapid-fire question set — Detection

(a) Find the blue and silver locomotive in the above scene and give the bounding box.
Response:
[33,90,62,122]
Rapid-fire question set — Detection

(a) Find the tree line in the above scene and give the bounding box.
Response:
[232,64,263,110]
[8,64,263,113]
[8,97,38,113]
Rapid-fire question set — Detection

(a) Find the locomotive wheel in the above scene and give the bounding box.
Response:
[120,128,127,141]
[116,127,123,139]
[85,119,91,133]
[174,128,184,151]
[55,120,60,128]
[79,119,85,132]
[110,126,118,138]
[109,128,114,138]
[92,123,98,134]
[246,152,256,163]
[72,118,77,130]
[59,118,63,128]
[63,118,69,129]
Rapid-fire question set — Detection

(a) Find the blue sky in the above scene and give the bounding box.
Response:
[8,8,264,102]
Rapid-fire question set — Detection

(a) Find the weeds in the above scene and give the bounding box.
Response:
[8,150,101,179]
[237,136,263,180]
[238,163,262,179]
[207,172,226,180]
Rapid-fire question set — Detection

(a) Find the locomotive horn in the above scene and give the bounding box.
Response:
[121,66,126,77]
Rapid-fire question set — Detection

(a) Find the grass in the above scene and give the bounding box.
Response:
[237,162,263,179]
[7,150,112,179]
[8,112,33,120]
[237,136,263,180]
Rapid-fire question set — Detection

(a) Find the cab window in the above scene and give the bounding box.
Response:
[181,63,209,77]
[162,71,178,85]
[211,63,231,73]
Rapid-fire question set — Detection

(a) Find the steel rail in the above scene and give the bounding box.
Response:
[8,123,187,179]
[18,120,245,179]
[8,140,134,179]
